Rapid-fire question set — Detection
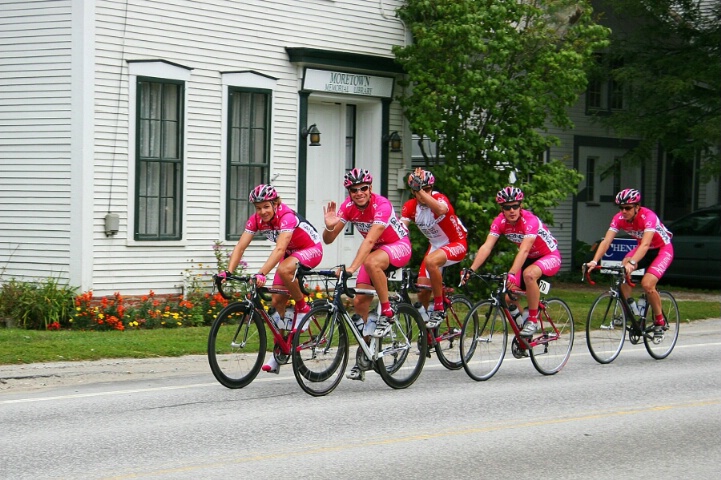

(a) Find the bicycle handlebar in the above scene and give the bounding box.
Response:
[213,264,314,300]
[582,264,635,288]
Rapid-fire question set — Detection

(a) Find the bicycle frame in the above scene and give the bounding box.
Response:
[392,268,463,350]
[312,267,413,364]
[214,267,311,360]
[475,272,558,349]
[584,265,651,341]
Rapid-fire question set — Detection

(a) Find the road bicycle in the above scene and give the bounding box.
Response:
[291,265,427,397]
[459,271,574,380]
[207,266,314,389]
[388,267,474,370]
[583,264,679,364]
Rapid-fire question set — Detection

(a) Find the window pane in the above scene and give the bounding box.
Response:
[226,88,270,239]
[136,78,183,240]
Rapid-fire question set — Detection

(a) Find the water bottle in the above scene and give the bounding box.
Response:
[508,304,523,327]
[414,302,429,321]
[627,297,640,316]
[637,296,647,317]
[282,308,295,330]
[271,311,284,329]
[365,312,378,336]
[351,313,365,333]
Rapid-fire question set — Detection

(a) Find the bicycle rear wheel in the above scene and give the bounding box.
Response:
[529,298,574,375]
[586,292,626,364]
[460,300,507,381]
[434,295,472,370]
[376,303,427,389]
[292,304,348,397]
[207,302,266,389]
[644,291,680,360]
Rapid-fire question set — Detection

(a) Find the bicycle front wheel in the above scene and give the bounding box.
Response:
[207,302,266,389]
[376,303,427,389]
[529,298,574,375]
[586,292,626,364]
[292,304,349,397]
[434,295,473,370]
[644,291,680,360]
[460,300,508,381]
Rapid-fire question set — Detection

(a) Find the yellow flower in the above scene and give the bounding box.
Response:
[76,307,81,311]
[98,313,105,320]
[177,321,182,326]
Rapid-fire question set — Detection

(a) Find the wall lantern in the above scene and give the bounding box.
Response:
[384,131,402,152]
[301,124,321,146]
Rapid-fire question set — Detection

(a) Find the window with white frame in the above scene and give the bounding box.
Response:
[135,77,184,240]
[226,88,271,239]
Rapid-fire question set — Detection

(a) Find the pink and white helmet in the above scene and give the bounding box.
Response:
[343,168,373,188]
[496,186,524,204]
[248,184,278,203]
[615,188,641,205]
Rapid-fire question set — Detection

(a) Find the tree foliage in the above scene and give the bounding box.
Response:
[599,0,720,181]
[394,0,609,260]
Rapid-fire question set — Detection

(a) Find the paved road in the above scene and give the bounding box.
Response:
[1,319,720,479]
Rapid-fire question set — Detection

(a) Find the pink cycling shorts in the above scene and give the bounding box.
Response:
[418,241,468,279]
[356,237,412,286]
[626,243,674,280]
[530,249,562,277]
[272,244,323,287]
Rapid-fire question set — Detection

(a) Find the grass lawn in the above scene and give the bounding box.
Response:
[1,283,718,365]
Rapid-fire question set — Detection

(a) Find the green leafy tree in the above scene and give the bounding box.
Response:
[394,0,609,263]
[599,0,720,181]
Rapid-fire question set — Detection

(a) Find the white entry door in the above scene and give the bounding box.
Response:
[305,103,363,269]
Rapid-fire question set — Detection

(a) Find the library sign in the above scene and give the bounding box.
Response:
[303,68,394,98]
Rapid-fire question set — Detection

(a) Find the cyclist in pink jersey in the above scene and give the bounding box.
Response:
[322,168,412,381]
[224,184,323,373]
[586,188,674,337]
[401,168,468,328]
[461,186,561,337]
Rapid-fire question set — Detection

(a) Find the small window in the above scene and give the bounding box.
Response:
[226,88,271,239]
[135,78,184,240]
[586,55,625,115]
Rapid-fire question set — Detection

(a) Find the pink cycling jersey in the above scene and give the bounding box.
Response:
[401,191,467,248]
[245,203,322,254]
[489,209,558,258]
[337,193,408,245]
[608,206,672,249]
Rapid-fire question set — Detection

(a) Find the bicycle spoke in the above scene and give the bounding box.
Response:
[529,298,574,375]
[643,291,680,359]
[207,303,265,389]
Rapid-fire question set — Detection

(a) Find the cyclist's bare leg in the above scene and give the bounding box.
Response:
[416,278,431,308]
[619,282,633,303]
[275,256,305,303]
[425,249,448,303]
[522,264,543,312]
[353,289,372,321]
[365,249,392,306]
[271,292,291,317]
[641,272,662,319]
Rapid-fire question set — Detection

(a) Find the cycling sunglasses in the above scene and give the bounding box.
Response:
[502,203,521,211]
[349,185,370,194]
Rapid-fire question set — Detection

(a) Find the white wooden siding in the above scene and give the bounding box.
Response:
[89,0,407,294]
[0,0,74,283]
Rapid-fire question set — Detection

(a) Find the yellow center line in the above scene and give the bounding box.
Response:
[103,398,720,479]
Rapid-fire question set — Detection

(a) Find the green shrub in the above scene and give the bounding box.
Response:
[0,277,77,329]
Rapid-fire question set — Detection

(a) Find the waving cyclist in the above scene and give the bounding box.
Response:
[586,188,674,337]
[322,168,412,381]
[401,168,468,328]
[461,186,562,337]
[225,184,323,374]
